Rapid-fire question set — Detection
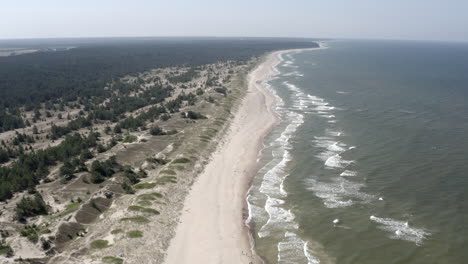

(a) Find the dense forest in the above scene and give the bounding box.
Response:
[0,38,319,201]
[0,38,318,110]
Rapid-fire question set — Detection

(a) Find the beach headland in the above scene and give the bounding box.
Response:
[163,49,293,264]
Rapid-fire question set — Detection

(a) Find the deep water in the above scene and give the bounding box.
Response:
[247,40,468,264]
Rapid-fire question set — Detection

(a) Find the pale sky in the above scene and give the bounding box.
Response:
[2,0,468,41]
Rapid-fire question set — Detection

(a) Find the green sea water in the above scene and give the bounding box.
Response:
[247,40,468,264]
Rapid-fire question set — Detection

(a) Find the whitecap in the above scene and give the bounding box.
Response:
[327,142,346,152]
[306,177,374,208]
[324,154,352,168]
[369,215,430,245]
[326,130,343,137]
[340,170,357,177]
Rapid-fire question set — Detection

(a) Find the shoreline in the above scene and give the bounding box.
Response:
[163,51,282,264]
[163,46,319,264]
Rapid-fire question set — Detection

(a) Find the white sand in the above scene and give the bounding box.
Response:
[164,51,285,264]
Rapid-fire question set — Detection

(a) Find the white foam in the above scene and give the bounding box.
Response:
[259,150,291,197]
[319,114,335,119]
[245,194,258,225]
[304,241,321,264]
[258,105,304,238]
[277,232,320,264]
[315,105,335,111]
[326,130,343,137]
[306,177,374,208]
[340,170,357,177]
[324,154,352,168]
[327,142,346,152]
[258,197,298,238]
[370,215,430,245]
[307,94,325,102]
[313,137,334,147]
[336,91,349,94]
[284,71,303,77]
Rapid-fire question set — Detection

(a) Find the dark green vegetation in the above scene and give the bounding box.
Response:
[90,239,110,249]
[171,158,190,164]
[0,38,318,131]
[128,205,160,215]
[137,192,163,202]
[0,38,318,204]
[20,224,42,243]
[0,133,100,201]
[156,176,177,185]
[127,230,143,238]
[15,193,48,221]
[110,229,123,234]
[160,169,176,175]
[102,256,124,264]
[0,240,13,257]
[134,182,157,189]
[119,216,149,224]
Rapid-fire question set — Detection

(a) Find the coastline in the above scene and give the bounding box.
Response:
[163,50,284,264]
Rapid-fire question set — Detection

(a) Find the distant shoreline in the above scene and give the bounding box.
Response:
[244,44,325,262]
[163,43,321,264]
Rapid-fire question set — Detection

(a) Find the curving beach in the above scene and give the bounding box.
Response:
[163,51,284,264]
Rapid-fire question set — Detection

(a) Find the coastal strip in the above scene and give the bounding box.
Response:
[163,51,284,264]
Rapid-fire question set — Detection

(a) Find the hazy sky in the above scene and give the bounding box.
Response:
[2,0,468,41]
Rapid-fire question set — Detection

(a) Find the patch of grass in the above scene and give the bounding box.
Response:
[120,216,150,223]
[102,256,124,264]
[128,205,160,215]
[171,158,190,164]
[134,182,157,189]
[20,225,40,243]
[146,157,170,165]
[91,239,110,249]
[127,230,143,238]
[110,229,123,234]
[66,202,81,210]
[160,169,176,175]
[156,176,177,185]
[137,200,152,206]
[199,135,211,141]
[54,201,81,218]
[123,134,138,143]
[168,165,184,171]
[137,192,163,202]
[0,243,13,256]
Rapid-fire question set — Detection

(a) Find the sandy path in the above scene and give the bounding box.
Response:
[164,52,282,264]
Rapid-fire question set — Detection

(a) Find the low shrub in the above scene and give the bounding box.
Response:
[127,230,143,238]
[120,216,149,224]
[90,239,110,249]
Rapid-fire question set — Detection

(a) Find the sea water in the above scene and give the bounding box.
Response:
[247,40,468,264]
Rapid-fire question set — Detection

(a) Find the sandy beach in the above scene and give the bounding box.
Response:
[164,51,284,264]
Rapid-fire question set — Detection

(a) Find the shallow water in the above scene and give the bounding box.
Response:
[248,40,468,264]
